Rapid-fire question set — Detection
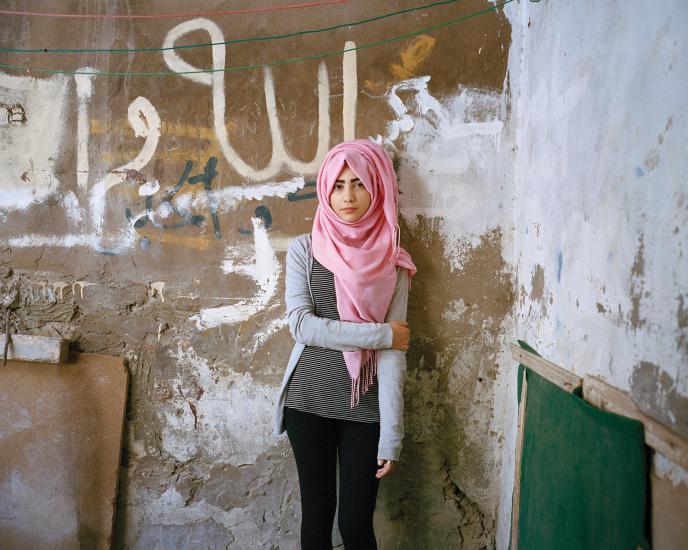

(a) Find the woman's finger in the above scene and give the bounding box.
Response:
[380,463,395,478]
[375,461,397,478]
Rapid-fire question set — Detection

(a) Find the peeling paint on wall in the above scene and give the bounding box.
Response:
[630,361,688,438]
[190,218,280,329]
[505,2,688,544]
[0,73,70,210]
[629,234,647,330]
[0,2,518,547]
[160,342,276,464]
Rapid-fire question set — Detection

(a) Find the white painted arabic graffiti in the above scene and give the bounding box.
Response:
[0,17,505,332]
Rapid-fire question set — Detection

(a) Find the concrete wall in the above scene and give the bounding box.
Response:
[2,0,685,547]
[0,1,515,548]
[501,0,688,545]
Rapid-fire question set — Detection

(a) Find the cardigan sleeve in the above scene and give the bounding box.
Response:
[376,266,410,461]
[285,236,394,351]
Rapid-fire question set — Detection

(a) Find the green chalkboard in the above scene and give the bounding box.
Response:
[510,342,651,550]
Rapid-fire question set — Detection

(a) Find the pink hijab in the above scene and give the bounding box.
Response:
[311,139,416,408]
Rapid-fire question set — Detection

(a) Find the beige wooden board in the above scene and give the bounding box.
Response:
[509,367,528,550]
[582,375,688,470]
[509,343,582,393]
[0,352,128,549]
[651,471,688,550]
[510,343,688,550]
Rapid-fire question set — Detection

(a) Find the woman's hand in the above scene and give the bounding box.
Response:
[376,459,397,478]
[389,320,410,351]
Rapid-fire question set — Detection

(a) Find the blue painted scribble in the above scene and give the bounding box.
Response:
[125,157,222,239]
[287,180,317,201]
[556,251,563,282]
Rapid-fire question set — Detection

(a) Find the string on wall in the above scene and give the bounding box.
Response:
[0,0,352,19]
[1,0,469,54]
[0,0,515,77]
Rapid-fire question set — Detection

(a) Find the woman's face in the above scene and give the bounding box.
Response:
[329,164,371,223]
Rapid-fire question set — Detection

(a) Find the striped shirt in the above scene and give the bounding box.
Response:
[284,256,380,422]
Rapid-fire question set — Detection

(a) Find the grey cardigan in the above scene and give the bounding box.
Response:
[273,233,409,461]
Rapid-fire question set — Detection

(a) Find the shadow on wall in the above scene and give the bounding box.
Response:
[374,208,514,547]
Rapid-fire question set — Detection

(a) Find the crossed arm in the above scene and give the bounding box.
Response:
[285,238,409,352]
[284,237,410,468]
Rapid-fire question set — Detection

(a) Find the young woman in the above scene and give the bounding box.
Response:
[273,139,416,549]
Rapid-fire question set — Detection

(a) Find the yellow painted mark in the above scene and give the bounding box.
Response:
[390,35,436,80]
[362,79,386,94]
[91,118,237,165]
[100,148,225,164]
[162,121,222,141]
[137,230,215,251]
[90,119,236,139]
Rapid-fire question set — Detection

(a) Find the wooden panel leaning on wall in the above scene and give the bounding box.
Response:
[510,342,688,550]
[0,348,128,550]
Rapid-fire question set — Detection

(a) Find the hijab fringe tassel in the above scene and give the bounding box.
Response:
[350,351,378,408]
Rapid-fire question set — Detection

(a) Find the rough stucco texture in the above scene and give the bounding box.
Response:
[508,0,687,427]
[0,1,515,548]
[3,1,687,548]
[508,0,687,443]
[502,0,688,545]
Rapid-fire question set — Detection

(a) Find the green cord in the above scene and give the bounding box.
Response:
[0,1,512,77]
[0,0,464,54]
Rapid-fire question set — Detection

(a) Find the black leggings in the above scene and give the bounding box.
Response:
[284,406,381,550]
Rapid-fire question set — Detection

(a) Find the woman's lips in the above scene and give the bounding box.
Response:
[341,207,357,213]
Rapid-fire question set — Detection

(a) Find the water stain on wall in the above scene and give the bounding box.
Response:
[677,294,688,361]
[375,215,514,548]
[629,234,647,330]
[0,1,515,546]
[630,360,688,439]
[527,263,548,318]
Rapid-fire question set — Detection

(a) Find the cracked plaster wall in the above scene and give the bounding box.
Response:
[501,0,688,545]
[0,1,516,548]
[5,1,684,548]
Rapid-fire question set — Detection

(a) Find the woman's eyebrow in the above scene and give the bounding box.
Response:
[335,177,361,183]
